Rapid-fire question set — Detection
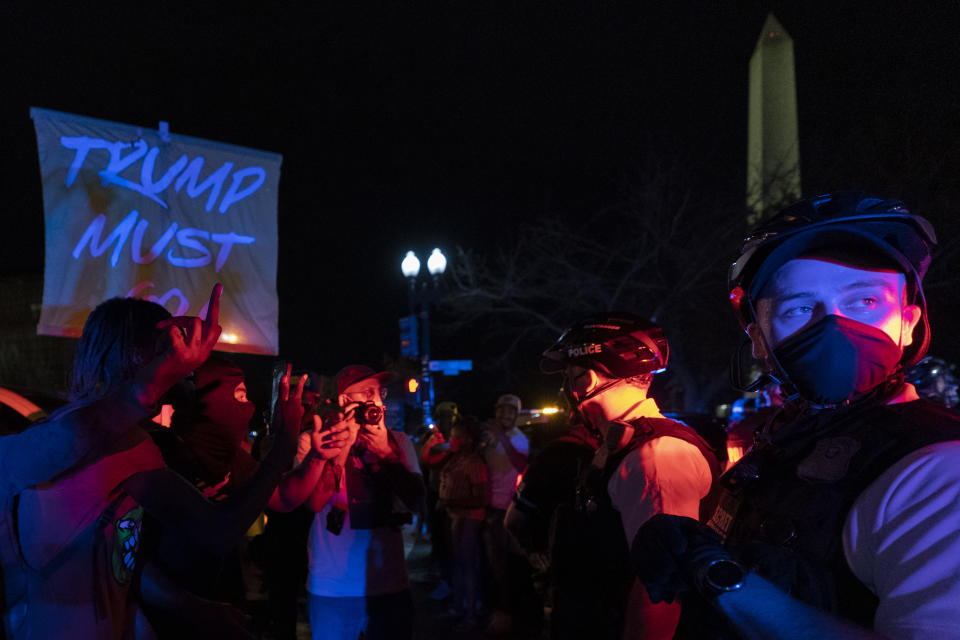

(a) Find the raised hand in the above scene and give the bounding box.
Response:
[310,414,352,460]
[278,364,307,443]
[356,421,395,461]
[155,283,223,377]
[136,283,223,408]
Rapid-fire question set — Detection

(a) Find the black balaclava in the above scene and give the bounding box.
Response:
[172,356,256,487]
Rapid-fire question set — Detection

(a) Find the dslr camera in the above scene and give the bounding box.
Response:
[353,401,384,426]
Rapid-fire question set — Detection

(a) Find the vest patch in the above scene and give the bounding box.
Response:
[796,436,861,483]
[112,505,144,585]
[706,490,741,540]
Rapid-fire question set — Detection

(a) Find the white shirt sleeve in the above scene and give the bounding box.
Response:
[510,428,530,457]
[843,441,960,639]
[607,435,713,545]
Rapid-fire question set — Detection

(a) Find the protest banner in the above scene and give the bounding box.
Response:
[30,107,281,354]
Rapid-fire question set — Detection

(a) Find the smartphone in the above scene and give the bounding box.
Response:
[268,360,288,435]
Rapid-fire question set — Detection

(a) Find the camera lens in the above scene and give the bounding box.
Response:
[355,402,384,425]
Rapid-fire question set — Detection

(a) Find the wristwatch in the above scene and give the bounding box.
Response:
[697,557,747,597]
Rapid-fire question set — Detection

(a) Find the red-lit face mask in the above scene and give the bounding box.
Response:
[772,315,902,406]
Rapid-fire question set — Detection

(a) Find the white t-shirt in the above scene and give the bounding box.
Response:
[843,441,960,639]
[597,400,712,544]
[484,427,530,509]
[608,434,713,544]
[305,431,421,597]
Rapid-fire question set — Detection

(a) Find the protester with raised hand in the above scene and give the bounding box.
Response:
[0,284,224,499]
[141,361,343,639]
[2,284,307,639]
[1,283,223,639]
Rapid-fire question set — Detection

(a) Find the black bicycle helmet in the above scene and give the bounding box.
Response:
[728,192,936,367]
[907,356,959,408]
[541,313,668,379]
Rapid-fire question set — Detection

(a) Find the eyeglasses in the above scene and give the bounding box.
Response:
[345,386,387,402]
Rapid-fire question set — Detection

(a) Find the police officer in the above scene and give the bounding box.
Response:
[632,193,960,639]
[504,410,597,567]
[538,313,718,640]
[908,356,959,408]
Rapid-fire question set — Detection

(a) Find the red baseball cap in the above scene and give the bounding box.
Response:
[335,365,398,396]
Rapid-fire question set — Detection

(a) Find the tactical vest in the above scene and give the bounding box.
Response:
[551,417,719,640]
[697,399,960,635]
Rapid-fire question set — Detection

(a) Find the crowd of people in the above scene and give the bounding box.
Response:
[2,191,960,640]
[418,394,536,635]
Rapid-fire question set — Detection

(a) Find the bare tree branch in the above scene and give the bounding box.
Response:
[439,150,749,411]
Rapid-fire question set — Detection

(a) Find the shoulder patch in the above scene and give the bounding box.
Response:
[797,436,861,483]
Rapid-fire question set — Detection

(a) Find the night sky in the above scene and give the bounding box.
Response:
[3,2,960,410]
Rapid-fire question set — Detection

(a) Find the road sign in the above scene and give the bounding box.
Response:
[428,359,473,376]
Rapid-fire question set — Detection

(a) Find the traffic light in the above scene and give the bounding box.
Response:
[399,315,419,357]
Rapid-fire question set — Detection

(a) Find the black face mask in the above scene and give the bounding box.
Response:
[772,315,903,406]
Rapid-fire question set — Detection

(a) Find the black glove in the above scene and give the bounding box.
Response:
[630,514,736,604]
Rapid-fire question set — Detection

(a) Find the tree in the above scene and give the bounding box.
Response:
[440,151,759,412]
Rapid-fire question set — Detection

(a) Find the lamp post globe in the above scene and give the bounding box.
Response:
[401,251,420,279]
[427,248,447,276]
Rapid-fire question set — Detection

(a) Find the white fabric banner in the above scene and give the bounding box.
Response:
[31,107,282,354]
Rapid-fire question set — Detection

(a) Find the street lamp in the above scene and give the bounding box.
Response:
[427,248,447,276]
[401,251,421,279]
[400,248,447,427]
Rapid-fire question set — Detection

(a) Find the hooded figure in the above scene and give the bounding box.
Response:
[162,356,258,498]
[144,355,260,619]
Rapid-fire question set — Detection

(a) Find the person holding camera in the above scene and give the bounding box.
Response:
[299,365,424,640]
